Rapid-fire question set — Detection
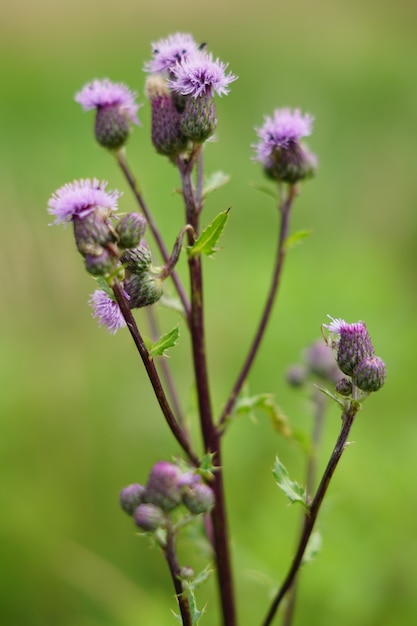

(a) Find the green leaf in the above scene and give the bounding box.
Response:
[250,182,279,200]
[284,229,311,251]
[198,452,216,480]
[188,209,230,259]
[234,393,292,438]
[149,325,180,357]
[202,171,231,198]
[315,384,345,409]
[273,457,308,507]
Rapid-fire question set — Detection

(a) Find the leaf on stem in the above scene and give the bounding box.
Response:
[303,530,322,564]
[188,209,230,259]
[202,171,231,198]
[234,393,292,438]
[149,325,180,357]
[250,182,279,200]
[283,229,311,251]
[315,385,346,409]
[273,457,308,507]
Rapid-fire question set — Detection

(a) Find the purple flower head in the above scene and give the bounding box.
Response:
[254,108,313,164]
[75,79,140,125]
[89,289,127,334]
[323,315,375,377]
[48,178,122,225]
[168,51,237,98]
[144,32,199,74]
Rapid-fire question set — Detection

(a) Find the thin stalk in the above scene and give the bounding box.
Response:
[112,281,199,466]
[261,402,360,626]
[114,149,191,323]
[177,154,237,626]
[282,388,327,626]
[163,522,192,626]
[218,185,297,429]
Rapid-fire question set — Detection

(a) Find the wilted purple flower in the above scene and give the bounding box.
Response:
[48,179,121,225]
[168,50,237,98]
[75,79,140,125]
[254,108,313,163]
[89,289,127,334]
[144,32,199,74]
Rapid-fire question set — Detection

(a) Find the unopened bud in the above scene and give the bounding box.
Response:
[335,377,353,396]
[72,210,116,257]
[120,483,145,515]
[121,244,152,274]
[145,75,189,156]
[124,272,163,309]
[85,248,116,276]
[144,461,183,512]
[353,356,386,392]
[134,503,166,531]
[116,213,147,249]
[182,482,215,515]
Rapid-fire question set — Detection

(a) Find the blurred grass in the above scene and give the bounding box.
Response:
[1,1,417,625]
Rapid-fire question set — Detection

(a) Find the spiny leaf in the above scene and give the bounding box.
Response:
[149,325,180,357]
[188,209,230,259]
[284,229,311,251]
[202,171,231,198]
[273,457,308,507]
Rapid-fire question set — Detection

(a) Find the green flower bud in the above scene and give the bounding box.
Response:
[95,105,131,150]
[85,248,116,276]
[335,377,353,396]
[180,94,217,143]
[182,482,214,515]
[116,213,147,249]
[353,356,386,392]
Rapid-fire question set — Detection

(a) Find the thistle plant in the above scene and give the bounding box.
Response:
[47,32,386,626]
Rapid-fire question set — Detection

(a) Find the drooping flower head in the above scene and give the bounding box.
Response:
[75,79,140,124]
[75,79,140,149]
[254,108,316,183]
[48,178,121,225]
[168,51,237,99]
[144,32,199,74]
[89,289,127,334]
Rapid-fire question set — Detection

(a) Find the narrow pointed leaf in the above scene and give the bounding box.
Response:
[273,457,307,507]
[202,171,231,198]
[234,393,292,438]
[284,229,311,251]
[303,530,322,564]
[188,209,230,259]
[149,325,180,357]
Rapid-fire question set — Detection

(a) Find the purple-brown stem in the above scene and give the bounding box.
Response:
[114,149,191,323]
[218,184,297,429]
[163,522,192,626]
[261,401,359,626]
[177,153,237,626]
[112,281,199,467]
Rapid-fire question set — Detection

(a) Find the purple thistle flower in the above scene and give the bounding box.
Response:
[253,108,313,164]
[324,315,375,377]
[144,32,199,74]
[48,179,122,225]
[75,79,140,125]
[89,289,127,334]
[168,50,237,98]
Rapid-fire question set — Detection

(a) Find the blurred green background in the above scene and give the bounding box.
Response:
[1,1,416,624]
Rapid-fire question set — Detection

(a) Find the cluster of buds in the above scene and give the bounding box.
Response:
[48,179,165,333]
[120,461,215,532]
[286,338,344,388]
[323,316,386,395]
[144,33,237,156]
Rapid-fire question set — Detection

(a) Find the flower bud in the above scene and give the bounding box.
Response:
[145,75,189,156]
[336,322,374,377]
[133,503,166,531]
[72,210,116,257]
[94,105,131,149]
[121,244,152,274]
[305,340,341,383]
[124,272,163,309]
[335,377,353,396]
[85,248,116,276]
[144,461,183,512]
[120,483,145,515]
[116,213,147,249]
[353,356,386,392]
[180,94,217,143]
[182,482,215,515]
[285,364,307,387]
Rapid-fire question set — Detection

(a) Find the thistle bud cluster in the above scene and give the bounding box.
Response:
[324,316,386,394]
[120,461,214,533]
[144,33,237,156]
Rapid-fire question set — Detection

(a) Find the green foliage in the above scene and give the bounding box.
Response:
[273,457,308,507]
[284,229,312,250]
[188,209,230,259]
[202,171,231,198]
[303,531,322,565]
[234,392,292,438]
[149,325,180,357]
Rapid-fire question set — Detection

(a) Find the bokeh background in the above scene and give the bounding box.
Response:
[1,1,416,625]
